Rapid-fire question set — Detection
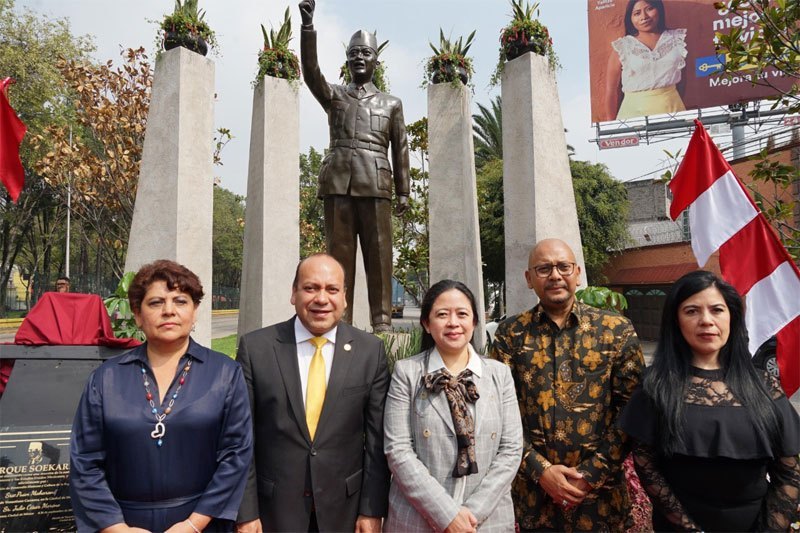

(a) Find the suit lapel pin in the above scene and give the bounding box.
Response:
[344,343,352,352]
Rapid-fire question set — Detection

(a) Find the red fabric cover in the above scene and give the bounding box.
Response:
[0,77,26,202]
[0,359,12,391]
[14,292,141,348]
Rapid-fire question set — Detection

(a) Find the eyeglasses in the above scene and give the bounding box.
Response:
[530,262,576,278]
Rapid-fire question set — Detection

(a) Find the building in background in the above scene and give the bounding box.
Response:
[604,129,799,340]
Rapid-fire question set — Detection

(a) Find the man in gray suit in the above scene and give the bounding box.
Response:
[299,0,410,333]
[236,254,390,532]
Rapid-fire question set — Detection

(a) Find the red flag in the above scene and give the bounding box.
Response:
[669,119,800,396]
[0,77,27,202]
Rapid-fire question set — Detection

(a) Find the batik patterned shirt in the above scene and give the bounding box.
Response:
[491,301,644,532]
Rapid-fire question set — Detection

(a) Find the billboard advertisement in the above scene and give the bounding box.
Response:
[588,0,794,123]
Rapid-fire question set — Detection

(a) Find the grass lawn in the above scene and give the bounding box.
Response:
[211,334,237,358]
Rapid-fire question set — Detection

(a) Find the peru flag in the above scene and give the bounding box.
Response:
[669,119,800,396]
[0,77,26,202]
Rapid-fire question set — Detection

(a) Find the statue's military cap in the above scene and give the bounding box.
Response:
[347,30,378,53]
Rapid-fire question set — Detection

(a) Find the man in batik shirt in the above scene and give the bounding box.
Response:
[491,238,644,532]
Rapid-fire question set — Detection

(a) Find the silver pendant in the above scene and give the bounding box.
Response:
[151,414,166,439]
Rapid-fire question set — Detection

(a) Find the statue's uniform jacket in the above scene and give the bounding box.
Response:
[301,28,410,200]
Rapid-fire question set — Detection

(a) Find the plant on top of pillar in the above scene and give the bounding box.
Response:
[490,0,558,85]
[339,37,390,92]
[255,7,301,84]
[158,0,218,57]
[423,29,476,88]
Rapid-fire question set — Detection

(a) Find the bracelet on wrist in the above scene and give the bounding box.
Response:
[186,518,201,533]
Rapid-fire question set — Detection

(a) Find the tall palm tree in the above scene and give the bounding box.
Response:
[473,96,503,169]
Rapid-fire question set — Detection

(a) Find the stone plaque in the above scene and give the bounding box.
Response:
[0,425,73,532]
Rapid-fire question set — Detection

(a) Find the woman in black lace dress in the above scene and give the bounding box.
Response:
[619,271,799,531]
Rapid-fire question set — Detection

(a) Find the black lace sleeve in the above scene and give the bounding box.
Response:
[632,442,702,531]
[764,454,800,531]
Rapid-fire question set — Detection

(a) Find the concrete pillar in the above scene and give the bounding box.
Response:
[501,53,587,316]
[427,83,486,349]
[238,76,300,338]
[125,47,215,346]
[352,245,371,331]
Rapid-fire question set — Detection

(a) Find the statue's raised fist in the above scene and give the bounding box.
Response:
[299,0,315,25]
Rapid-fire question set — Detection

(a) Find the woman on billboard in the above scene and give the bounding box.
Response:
[606,0,687,120]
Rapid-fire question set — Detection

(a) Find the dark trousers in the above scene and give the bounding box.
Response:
[308,510,319,533]
[324,195,392,327]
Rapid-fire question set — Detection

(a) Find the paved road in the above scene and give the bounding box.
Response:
[212,312,239,339]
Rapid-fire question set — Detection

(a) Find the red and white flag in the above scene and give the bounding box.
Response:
[0,77,26,202]
[669,119,800,396]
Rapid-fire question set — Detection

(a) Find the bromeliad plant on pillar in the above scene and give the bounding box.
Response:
[423,29,476,88]
[158,0,218,57]
[255,7,300,84]
[491,0,558,84]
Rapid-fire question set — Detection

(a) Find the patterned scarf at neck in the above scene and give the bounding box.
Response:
[423,367,480,477]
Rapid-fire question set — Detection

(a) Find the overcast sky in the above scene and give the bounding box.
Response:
[19,0,700,196]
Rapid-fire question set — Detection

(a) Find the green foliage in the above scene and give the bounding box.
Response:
[340,38,390,92]
[0,0,94,313]
[158,0,218,53]
[571,160,631,283]
[213,127,233,167]
[211,333,237,358]
[713,0,799,113]
[491,0,559,86]
[33,48,153,282]
[477,159,505,287]
[104,271,145,341]
[472,98,505,298]
[747,149,799,261]
[299,147,326,258]
[256,7,300,83]
[379,327,423,373]
[659,148,683,182]
[393,118,430,305]
[424,29,476,87]
[473,96,503,168]
[575,286,628,313]
[213,186,245,288]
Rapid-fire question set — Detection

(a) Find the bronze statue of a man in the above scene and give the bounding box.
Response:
[299,0,410,332]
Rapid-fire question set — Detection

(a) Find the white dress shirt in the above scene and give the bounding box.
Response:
[294,318,337,409]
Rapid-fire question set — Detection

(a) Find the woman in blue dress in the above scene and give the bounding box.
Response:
[70,260,253,533]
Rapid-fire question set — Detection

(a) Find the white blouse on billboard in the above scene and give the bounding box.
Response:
[612,28,687,92]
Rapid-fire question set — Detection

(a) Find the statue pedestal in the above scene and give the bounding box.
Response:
[238,76,300,337]
[125,47,215,345]
[427,83,486,349]
[501,53,586,316]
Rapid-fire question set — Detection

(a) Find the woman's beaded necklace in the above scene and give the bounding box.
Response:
[140,358,192,447]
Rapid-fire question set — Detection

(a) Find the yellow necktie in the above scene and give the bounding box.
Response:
[306,336,328,440]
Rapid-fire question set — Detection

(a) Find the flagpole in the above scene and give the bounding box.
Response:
[66,126,71,278]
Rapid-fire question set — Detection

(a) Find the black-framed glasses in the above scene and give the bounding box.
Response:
[530,262,576,278]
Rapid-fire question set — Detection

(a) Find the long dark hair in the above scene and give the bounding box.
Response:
[644,270,781,456]
[624,0,667,36]
[420,280,478,352]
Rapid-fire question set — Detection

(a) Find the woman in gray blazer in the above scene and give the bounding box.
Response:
[384,280,523,532]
